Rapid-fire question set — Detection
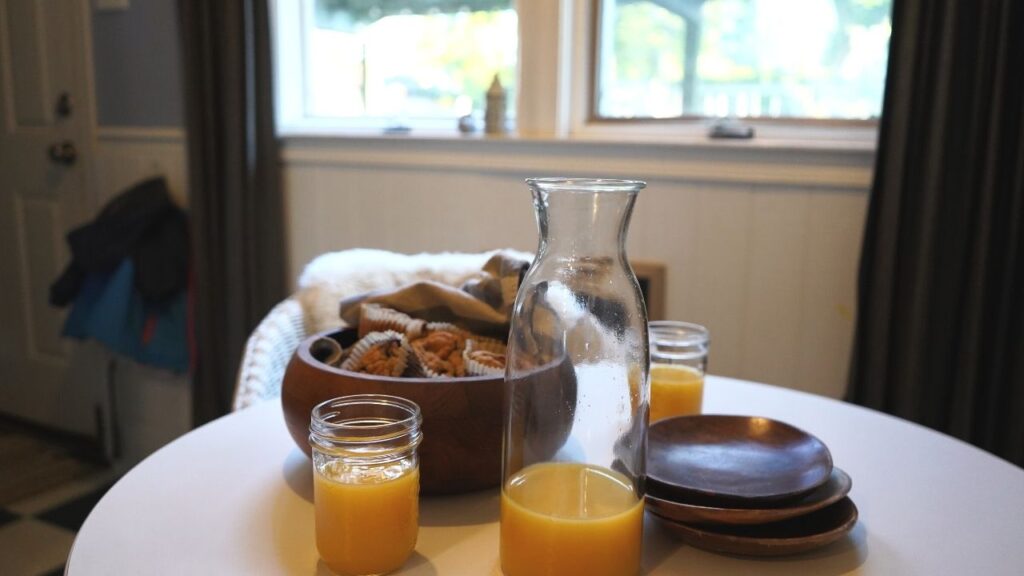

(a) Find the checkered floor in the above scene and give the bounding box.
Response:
[0,471,116,576]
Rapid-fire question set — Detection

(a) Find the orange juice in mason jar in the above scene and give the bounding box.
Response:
[309,395,422,576]
[649,321,710,423]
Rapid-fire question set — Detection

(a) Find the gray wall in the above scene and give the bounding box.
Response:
[92,0,184,127]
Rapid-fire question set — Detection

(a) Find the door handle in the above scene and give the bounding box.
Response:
[48,141,77,165]
[56,92,73,118]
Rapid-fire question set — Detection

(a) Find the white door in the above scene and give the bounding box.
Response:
[0,0,98,433]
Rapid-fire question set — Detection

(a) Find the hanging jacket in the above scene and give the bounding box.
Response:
[50,177,188,307]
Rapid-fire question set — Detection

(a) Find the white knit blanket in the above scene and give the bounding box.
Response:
[295,248,533,335]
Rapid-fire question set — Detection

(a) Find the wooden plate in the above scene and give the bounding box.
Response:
[656,497,859,557]
[647,415,833,502]
[646,467,852,525]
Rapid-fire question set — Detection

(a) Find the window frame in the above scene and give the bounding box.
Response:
[273,0,521,134]
[586,0,885,128]
[272,0,881,150]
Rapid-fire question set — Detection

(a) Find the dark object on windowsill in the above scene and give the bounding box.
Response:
[709,120,755,140]
[458,114,477,134]
[383,125,411,135]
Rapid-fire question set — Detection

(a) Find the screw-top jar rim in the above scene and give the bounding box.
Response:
[526,177,646,193]
[309,394,423,457]
[650,320,710,347]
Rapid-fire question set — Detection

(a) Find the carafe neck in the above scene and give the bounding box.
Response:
[529,179,644,260]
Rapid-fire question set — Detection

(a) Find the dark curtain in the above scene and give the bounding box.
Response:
[179,0,286,424]
[849,0,1024,466]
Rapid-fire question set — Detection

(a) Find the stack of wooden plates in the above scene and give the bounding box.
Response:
[646,415,858,557]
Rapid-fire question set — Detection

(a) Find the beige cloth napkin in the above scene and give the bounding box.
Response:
[338,251,531,339]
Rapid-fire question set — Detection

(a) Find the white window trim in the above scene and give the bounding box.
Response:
[271,0,303,130]
[271,0,880,152]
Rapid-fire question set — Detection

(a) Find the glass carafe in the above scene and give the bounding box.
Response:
[500,178,649,576]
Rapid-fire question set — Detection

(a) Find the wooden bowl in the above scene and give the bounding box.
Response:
[281,328,504,495]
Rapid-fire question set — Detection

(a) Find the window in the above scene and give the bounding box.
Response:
[594,0,892,121]
[275,0,893,141]
[291,0,517,130]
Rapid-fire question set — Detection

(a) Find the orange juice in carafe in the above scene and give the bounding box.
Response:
[500,462,644,576]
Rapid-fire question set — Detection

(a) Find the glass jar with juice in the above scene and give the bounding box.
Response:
[649,321,709,422]
[502,178,650,576]
[309,394,422,576]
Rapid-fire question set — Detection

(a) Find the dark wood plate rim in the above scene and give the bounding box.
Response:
[647,414,834,502]
[645,467,852,525]
[655,497,859,557]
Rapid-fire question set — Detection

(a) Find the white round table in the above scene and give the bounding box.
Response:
[67,376,1024,575]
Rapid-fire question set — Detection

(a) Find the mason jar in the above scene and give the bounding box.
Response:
[309,394,422,576]
[649,320,710,422]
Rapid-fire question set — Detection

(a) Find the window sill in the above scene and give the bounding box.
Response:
[569,121,878,154]
[279,126,876,190]
[278,122,877,153]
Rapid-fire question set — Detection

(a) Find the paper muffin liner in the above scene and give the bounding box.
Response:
[463,339,506,376]
[417,363,447,380]
[358,304,427,339]
[402,336,430,378]
[310,336,345,367]
[467,336,506,355]
[339,330,409,377]
[424,321,468,339]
